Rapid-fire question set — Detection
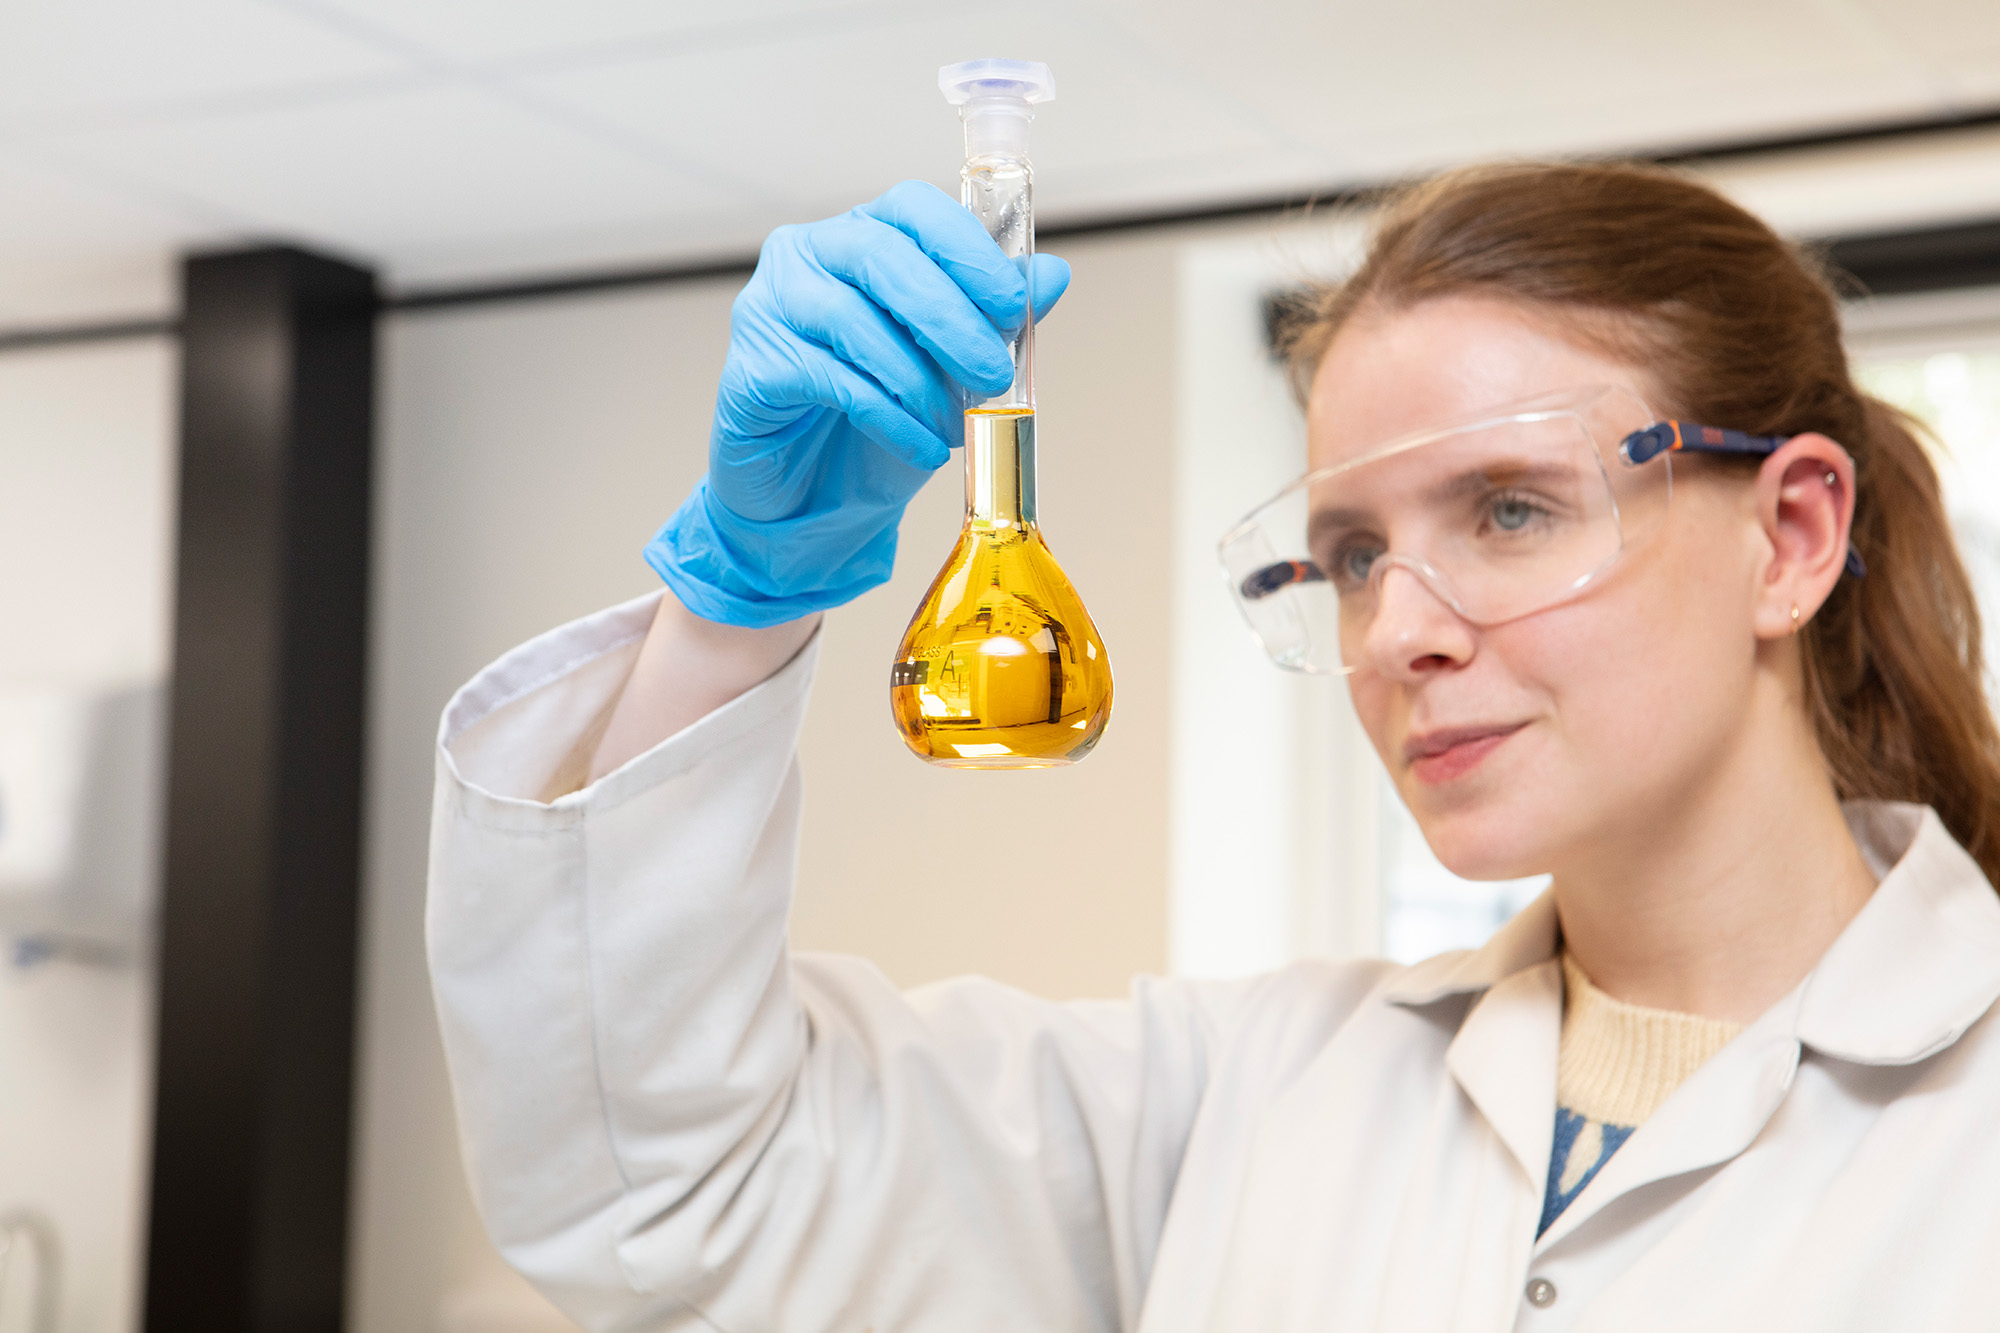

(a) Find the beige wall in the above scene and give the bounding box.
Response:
[357,228,1181,1331]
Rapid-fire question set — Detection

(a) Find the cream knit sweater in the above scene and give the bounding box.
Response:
[1540,954,1743,1233]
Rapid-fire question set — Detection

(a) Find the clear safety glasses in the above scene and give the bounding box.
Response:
[1218,384,1862,675]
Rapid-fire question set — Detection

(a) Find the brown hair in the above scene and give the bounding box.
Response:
[1277,160,2000,887]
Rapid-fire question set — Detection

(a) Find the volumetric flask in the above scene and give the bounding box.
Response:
[890,58,1113,768]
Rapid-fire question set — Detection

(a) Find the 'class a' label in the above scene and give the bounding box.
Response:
[891,649,966,689]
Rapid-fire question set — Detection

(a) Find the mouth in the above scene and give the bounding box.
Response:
[1403,721,1528,783]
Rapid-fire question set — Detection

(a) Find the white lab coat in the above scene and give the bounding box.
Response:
[428,591,2000,1332]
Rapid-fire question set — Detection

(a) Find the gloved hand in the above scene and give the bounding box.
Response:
[645,180,1070,627]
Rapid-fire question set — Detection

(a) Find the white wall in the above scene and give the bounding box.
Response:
[0,337,176,1333]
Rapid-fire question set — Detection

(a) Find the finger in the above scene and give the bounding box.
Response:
[771,255,964,439]
[1028,253,1070,322]
[707,397,835,522]
[812,352,953,473]
[806,213,1015,396]
[748,335,954,473]
[857,180,1030,326]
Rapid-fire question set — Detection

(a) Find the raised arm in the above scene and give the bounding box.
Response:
[427,185,1240,1329]
[589,178,1068,778]
[427,590,1237,1329]
[586,594,819,783]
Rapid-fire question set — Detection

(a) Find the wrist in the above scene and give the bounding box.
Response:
[643,477,901,627]
[652,589,822,682]
[587,590,820,783]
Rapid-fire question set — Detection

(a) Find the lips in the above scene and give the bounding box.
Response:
[1403,721,1528,783]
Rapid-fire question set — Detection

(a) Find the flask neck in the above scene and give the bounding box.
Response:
[961,153,1035,414]
[961,102,1032,160]
[964,409,1038,527]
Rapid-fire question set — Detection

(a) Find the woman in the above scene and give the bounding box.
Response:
[427,163,2000,1330]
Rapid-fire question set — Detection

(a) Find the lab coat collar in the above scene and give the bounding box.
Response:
[1377,800,2000,1253]
[1383,894,1564,1189]
[1533,995,1803,1252]
[1443,957,1563,1195]
[1794,802,2000,1065]
[1535,802,2000,1251]
[1381,802,2000,1066]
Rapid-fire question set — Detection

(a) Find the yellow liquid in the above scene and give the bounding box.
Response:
[891,410,1113,768]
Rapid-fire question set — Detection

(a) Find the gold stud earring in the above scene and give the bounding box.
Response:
[1791,604,1801,635]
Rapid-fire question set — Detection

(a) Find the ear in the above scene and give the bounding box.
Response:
[1750,433,1857,641]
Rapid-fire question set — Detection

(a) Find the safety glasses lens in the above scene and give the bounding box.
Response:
[1221,413,1629,673]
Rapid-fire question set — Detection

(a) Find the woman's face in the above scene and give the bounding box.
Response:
[1309,296,1769,882]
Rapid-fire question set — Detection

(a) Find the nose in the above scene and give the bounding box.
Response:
[1353,560,1475,679]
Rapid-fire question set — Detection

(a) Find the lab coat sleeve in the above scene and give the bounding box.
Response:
[426,591,1245,1332]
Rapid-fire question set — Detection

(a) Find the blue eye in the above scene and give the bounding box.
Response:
[1489,494,1545,532]
[1329,539,1382,589]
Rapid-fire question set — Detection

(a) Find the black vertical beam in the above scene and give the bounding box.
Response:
[147,247,376,1333]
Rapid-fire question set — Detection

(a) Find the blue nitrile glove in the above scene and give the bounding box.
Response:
[645,180,1070,627]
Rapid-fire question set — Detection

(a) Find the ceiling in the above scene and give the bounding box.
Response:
[3,0,1998,326]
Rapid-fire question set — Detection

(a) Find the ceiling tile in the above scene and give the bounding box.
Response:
[1025,137,1335,229]
[1843,0,2000,96]
[38,84,749,268]
[1091,0,1951,163]
[0,250,178,329]
[1941,58,2000,105]
[1321,80,1945,184]
[1700,126,2000,238]
[381,209,771,290]
[518,5,1310,228]
[276,0,899,67]
[0,148,220,256]
[0,0,1993,308]
[0,147,220,323]
[0,0,410,131]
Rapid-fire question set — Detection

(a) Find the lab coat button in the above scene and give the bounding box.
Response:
[1526,1277,1558,1308]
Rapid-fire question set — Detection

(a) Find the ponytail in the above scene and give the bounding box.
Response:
[1803,398,2000,882]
